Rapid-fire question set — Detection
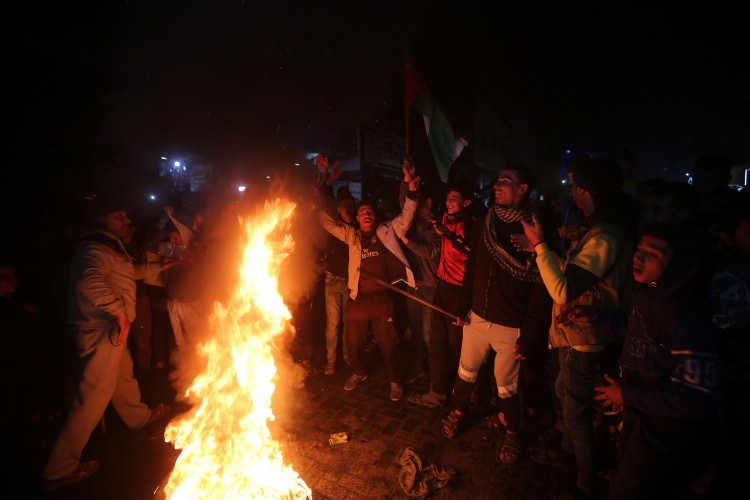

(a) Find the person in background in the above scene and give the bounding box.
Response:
[1,253,65,486]
[316,155,357,376]
[691,153,742,239]
[160,205,206,354]
[705,188,749,497]
[396,159,442,386]
[556,153,589,256]
[609,147,638,199]
[522,156,634,498]
[407,180,477,409]
[122,222,155,381]
[40,193,177,491]
[594,222,720,499]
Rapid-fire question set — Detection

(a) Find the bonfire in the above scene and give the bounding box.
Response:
[163,198,311,499]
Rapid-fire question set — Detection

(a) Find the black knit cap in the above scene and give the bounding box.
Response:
[572,157,624,201]
[86,190,131,221]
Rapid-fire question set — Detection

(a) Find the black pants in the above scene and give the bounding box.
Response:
[428,279,464,395]
[344,291,401,383]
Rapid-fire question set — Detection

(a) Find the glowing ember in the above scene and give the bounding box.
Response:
[163,199,311,499]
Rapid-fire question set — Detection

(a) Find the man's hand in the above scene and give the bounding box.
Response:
[556,306,596,327]
[327,159,342,185]
[316,154,330,176]
[510,233,534,252]
[402,156,416,183]
[431,219,445,236]
[113,313,131,346]
[160,256,182,270]
[520,213,545,247]
[594,374,623,411]
[452,313,469,327]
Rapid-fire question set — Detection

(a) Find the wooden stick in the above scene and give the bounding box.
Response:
[361,272,462,323]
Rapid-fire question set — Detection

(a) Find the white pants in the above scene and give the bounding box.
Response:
[167,300,204,349]
[43,326,150,481]
[458,311,521,398]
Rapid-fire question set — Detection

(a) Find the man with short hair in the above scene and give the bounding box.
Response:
[522,156,634,497]
[322,192,356,375]
[441,163,552,467]
[407,180,477,409]
[317,162,420,402]
[396,162,442,386]
[41,194,176,491]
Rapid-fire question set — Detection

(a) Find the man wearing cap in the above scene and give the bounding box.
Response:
[41,194,178,491]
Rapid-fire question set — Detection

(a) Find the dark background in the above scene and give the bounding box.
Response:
[7,2,750,201]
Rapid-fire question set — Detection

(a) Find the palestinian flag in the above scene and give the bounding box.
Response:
[405,61,469,183]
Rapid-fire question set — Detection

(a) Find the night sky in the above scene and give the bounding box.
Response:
[10,1,750,190]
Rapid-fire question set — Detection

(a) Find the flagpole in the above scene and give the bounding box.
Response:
[404,57,410,159]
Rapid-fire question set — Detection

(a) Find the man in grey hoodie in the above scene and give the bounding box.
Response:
[41,193,177,491]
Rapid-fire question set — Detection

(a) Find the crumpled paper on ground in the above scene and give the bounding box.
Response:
[397,446,457,498]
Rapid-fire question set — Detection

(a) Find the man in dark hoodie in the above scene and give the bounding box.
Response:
[594,222,720,499]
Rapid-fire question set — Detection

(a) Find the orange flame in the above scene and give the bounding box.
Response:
[163,199,311,499]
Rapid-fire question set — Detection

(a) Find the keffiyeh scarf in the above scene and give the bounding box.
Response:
[483,206,541,283]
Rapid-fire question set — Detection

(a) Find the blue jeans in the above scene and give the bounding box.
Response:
[324,273,349,364]
[555,346,602,495]
[405,285,435,381]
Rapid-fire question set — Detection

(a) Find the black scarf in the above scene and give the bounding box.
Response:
[483,206,541,283]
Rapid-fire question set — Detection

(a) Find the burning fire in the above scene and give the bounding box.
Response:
[163,198,312,499]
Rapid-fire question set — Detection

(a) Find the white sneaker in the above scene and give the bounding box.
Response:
[344,373,367,391]
[389,382,404,402]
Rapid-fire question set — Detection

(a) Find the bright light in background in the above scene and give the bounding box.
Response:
[266,175,271,180]
[149,194,157,201]
[174,161,181,168]
[294,163,300,167]
[238,185,246,192]
[161,156,168,161]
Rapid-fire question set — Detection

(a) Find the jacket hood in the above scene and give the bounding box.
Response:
[634,222,711,335]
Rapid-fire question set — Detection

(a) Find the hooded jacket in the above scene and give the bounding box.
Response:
[68,229,163,329]
[537,221,633,349]
[620,222,720,434]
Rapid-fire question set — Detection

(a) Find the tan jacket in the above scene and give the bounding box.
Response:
[319,197,417,299]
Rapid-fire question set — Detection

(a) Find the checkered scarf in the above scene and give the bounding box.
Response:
[483,206,541,283]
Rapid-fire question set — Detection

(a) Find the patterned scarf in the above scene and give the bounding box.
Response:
[483,206,541,283]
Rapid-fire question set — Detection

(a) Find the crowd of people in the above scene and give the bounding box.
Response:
[2,149,747,498]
